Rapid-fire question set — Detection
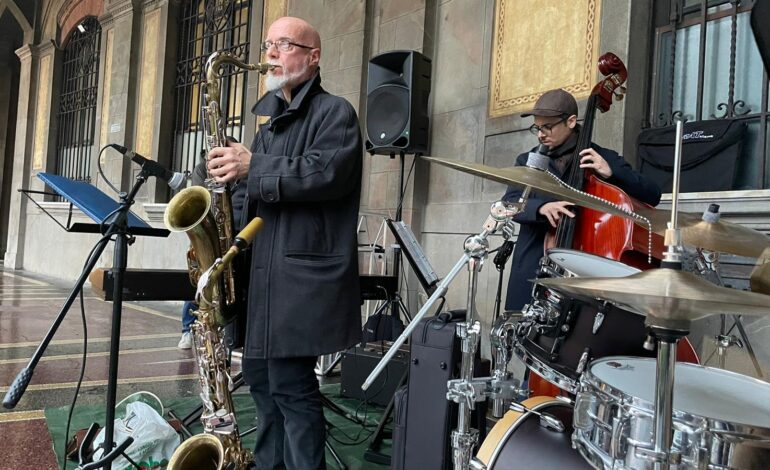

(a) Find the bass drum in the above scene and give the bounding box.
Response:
[476,396,591,469]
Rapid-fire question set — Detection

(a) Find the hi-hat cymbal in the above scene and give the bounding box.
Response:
[535,269,770,328]
[633,206,770,258]
[422,157,634,219]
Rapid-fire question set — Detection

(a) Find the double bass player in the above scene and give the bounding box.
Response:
[502,88,662,311]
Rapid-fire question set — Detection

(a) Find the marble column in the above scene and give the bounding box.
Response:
[4,44,41,268]
[98,0,140,194]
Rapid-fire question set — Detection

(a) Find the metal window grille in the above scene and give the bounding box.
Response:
[172,0,253,177]
[54,16,102,185]
[649,0,769,190]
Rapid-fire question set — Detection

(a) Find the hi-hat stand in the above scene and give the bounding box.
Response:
[3,171,170,470]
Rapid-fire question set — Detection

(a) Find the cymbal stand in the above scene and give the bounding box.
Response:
[642,118,685,470]
[695,241,764,379]
[361,198,529,470]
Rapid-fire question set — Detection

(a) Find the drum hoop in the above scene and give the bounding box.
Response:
[485,398,566,466]
[581,356,770,432]
[513,340,578,394]
[545,248,640,277]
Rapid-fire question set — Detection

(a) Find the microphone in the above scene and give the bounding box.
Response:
[110,144,186,190]
[525,144,550,171]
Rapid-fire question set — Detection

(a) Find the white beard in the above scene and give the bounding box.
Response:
[264,62,309,92]
[264,73,289,91]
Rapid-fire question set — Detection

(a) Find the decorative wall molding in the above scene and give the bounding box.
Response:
[488,0,602,118]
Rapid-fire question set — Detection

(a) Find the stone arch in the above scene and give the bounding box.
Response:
[57,0,105,48]
[0,0,34,43]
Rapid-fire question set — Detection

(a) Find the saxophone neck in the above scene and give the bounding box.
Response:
[206,51,275,84]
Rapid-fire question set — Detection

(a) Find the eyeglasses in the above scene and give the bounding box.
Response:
[528,117,567,135]
[260,39,314,52]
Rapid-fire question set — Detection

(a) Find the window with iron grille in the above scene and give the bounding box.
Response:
[55,16,102,184]
[172,0,253,178]
[649,0,768,190]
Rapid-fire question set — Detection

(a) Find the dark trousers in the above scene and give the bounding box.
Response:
[242,356,326,470]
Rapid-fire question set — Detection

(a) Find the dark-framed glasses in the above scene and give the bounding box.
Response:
[260,39,314,52]
[528,117,567,135]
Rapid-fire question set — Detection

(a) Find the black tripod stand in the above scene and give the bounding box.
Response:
[3,170,170,470]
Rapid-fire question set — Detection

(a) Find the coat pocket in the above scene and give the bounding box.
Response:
[284,251,344,266]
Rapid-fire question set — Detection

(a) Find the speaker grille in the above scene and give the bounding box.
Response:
[366,85,409,147]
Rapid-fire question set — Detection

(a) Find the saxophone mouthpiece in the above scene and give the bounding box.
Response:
[234,217,265,250]
[258,63,280,74]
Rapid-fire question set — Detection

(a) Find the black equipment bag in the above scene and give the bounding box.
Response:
[361,311,405,343]
[390,385,409,470]
[396,311,488,470]
[637,119,746,192]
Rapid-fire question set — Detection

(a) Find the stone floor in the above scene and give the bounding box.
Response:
[0,263,203,469]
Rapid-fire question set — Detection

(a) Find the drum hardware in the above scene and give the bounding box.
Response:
[575,349,590,375]
[489,311,522,418]
[507,401,565,433]
[540,119,770,469]
[691,245,765,379]
[367,157,655,469]
[490,232,518,418]
[361,199,528,470]
[715,334,743,369]
[592,302,610,334]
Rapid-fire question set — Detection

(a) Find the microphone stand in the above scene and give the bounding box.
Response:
[3,169,160,470]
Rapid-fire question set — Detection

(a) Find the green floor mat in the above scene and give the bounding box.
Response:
[45,384,391,470]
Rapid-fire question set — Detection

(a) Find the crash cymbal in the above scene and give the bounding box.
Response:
[422,157,635,220]
[535,269,770,328]
[633,206,770,258]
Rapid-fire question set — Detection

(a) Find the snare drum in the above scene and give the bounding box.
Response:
[515,249,654,393]
[574,357,770,469]
[476,396,591,469]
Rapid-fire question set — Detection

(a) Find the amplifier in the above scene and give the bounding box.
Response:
[340,342,409,407]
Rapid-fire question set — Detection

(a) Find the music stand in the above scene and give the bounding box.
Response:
[3,172,169,470]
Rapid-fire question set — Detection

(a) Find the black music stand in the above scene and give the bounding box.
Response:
[3,172,169,470]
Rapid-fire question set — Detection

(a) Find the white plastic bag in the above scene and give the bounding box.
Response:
[92,401,181,469]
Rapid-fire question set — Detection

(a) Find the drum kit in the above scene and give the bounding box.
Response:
[363,121,770,469]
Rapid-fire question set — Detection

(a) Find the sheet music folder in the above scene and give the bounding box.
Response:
[32,172,169,238]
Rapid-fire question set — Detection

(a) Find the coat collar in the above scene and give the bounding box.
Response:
[251,70,323,128]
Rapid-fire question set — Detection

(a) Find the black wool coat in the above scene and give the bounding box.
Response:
[232,71,363,358]
[502,142,662,311]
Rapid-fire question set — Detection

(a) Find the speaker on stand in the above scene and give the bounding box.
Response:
[364,49,433,327]
[362,50,433,465]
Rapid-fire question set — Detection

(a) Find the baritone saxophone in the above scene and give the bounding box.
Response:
[164,50,273,470]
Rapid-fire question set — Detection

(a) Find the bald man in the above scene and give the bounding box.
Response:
[208,16,363,469]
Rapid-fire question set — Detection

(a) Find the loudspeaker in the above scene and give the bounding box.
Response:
[365,50,432,155]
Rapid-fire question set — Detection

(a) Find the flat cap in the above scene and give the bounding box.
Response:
[522,88,578,118]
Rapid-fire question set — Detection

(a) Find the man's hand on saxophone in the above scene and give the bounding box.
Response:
[207,141,251,183]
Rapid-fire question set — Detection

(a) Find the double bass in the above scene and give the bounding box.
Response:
[529,53,698,397]
[546,52,663,265]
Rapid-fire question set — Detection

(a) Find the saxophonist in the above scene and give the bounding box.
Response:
[206,16,363,470]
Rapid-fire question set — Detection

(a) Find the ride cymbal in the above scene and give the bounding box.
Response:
[535,268,770,329]
[633,206,770,258]
[422,157,638,220]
